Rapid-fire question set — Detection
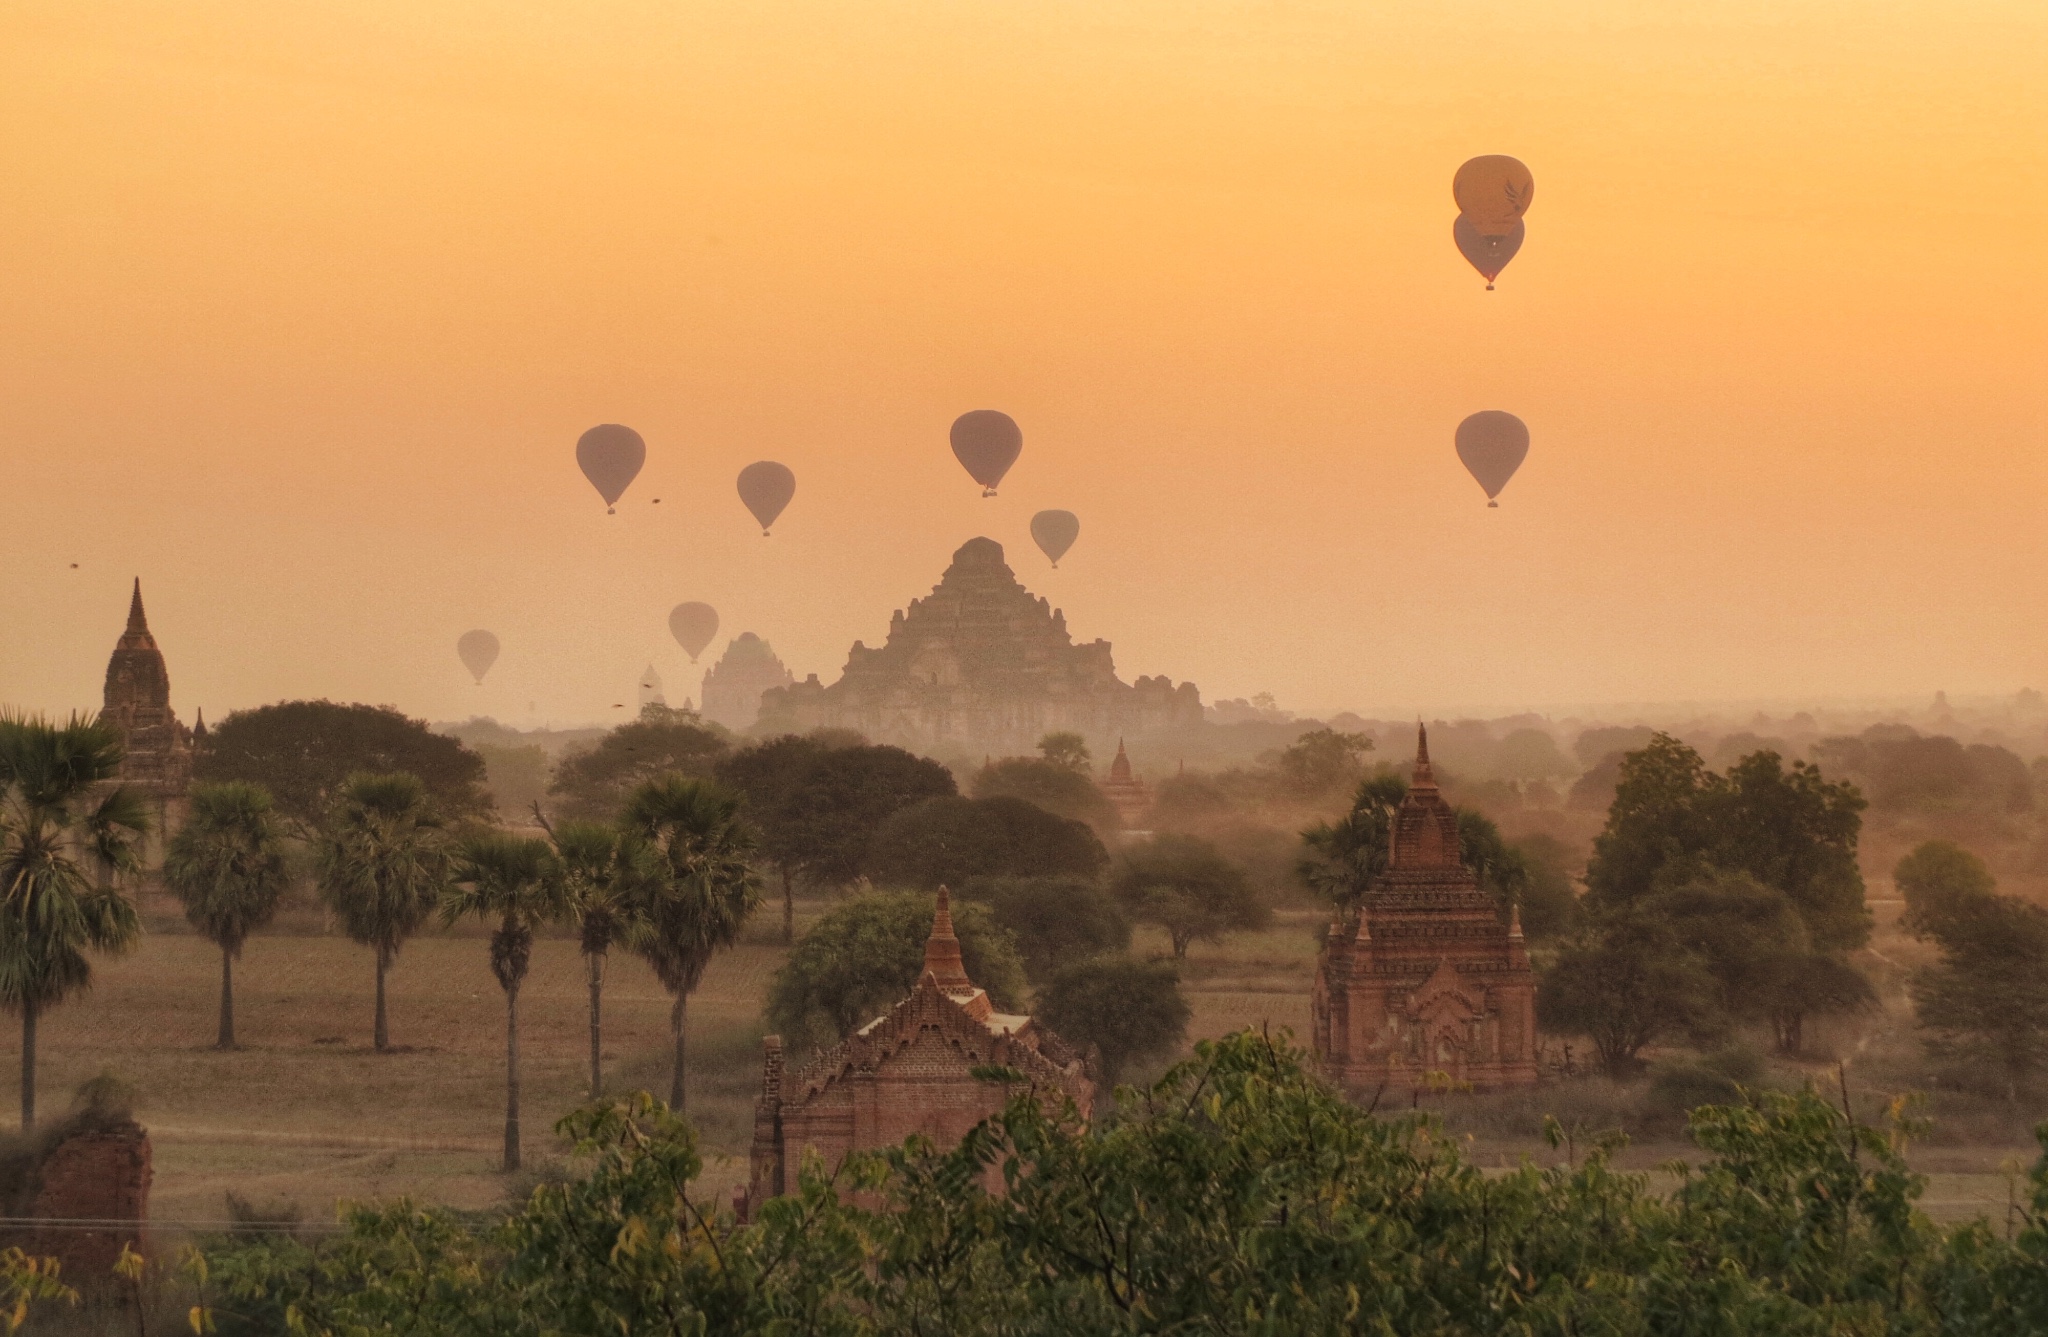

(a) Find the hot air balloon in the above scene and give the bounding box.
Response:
[736,461,796,535]
[1030,510,1080,567]
[1455,412,1530,508]
[950,410,1022,496]
[1452,156,1534,238]
[669,602,719,663]
[1453,215,1524,289]
[576,424,646,514]
[457,630,500,684]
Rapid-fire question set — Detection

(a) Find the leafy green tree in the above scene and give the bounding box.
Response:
[714,734,833,942]
[1514,832,1580,941]
[1494,727,1573,783]
[959,876,1129,983]
[545,819,655,1100]
[1586,734,1870,950]
[547,705,730,824]
[1895,838,1997,937]
[971,757,1117,830]
[1899,843,2048,1102]
[1537,909,1721,1072]
[866,795,1109,890]
[1296,773,1406,915]
[1034,954,1188,1086]
[314,772,451,1053]
[621,777,762,1111]
[766,745,956,889]
[0,713,146,1128]
[1649,870,1872,1055]
[443,832,559,1170]
[766,890,1026,1051]
[1036,731,1091,772]
[162,780,290,1050]
[196,700,489,837]
[1112,833,1268,959]
[1275,727,1373,798]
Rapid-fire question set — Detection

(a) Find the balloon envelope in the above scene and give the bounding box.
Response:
[456,630,500,684]
[1452,156,1534,238]
[1455,412,1530,505]
[736,461,796,534]
[1453,215,1524,287]
[950,410,1022,495]
[1030,510,1080,567]
[669,602,719,662]
[576,424,646,513]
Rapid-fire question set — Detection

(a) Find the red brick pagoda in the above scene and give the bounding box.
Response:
[1311,725,1539,1094]
[746,887,1093,1214]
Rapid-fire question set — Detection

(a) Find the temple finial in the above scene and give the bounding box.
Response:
[921,886,973,993]
[1412,722,1436,787]
[127,578,147,633]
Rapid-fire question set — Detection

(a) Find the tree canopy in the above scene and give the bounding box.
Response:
[1112,833,1268,959]
[971,757,1117,830]
[959,876,1130,984]
[197,700,490,835]
[866,795,1109,890]
[756,745,957,889]
[547,705,730,824]
[1034,954,1189,1087]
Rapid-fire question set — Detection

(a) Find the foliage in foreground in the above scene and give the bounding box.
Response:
[197,1031,2048,1336]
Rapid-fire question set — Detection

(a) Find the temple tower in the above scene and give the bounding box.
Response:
[1097,738,1151,827]
[1311,725,1539,1094]
[101,581,193,838]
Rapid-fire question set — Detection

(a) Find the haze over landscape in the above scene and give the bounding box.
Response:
[5,0,2044,723]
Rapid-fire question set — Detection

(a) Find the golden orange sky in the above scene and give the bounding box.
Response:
[3,0,2044,728]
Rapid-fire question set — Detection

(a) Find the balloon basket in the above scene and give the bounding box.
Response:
[1487,501,1499,508]
[983,487,998,497]
[607,507,616,515]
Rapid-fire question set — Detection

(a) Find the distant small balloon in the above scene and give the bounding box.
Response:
[669,602,719,663]
[1453,215,1524,289]
[1452,156,1535,238]
[736,461,796,535]
[1455,412,1531,507]
[575,424,646,514]
[457,630,500,684]
[950,410,1023,496]
[1030,510,1080,567]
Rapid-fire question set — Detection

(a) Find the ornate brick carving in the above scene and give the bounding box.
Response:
[1312,725,1540,1095]
[746,888,1093,1216]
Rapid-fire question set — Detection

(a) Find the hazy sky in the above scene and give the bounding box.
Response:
[4,1,2044,728]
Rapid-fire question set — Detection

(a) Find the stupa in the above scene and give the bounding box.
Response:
[1311,725,1539,1094]
[1097,738,1151,826]
[101,580,194,812]
[757,537,1201,755]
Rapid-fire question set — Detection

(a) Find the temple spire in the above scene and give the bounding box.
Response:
[921,886,975,994]
[127,578,147,634]
[1411,722,1437,788]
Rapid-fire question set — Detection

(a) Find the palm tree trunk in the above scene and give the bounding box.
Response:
[669,989,688,1112]
[374,947,391,1052]
[20,1001,36,1131]
[586,949,605,1100]
[218,948,236,1050]
[504,981,522,1172]
[781,868,794,944]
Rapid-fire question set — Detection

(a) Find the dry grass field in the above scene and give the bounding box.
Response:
[0,902,2032,1229]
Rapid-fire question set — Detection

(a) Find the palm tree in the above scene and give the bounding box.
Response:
[314,773,450,1052]
[0,712,146,1128]
[163,781,290,1050]
[546,819,653,1100]
[443,832,558,1171]
[621,776,762,1112]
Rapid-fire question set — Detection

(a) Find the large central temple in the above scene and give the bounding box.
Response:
[757,537,1202,756]
[1312,726,1539,1093]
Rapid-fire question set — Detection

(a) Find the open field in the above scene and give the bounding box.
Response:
[0,903,2035,1228]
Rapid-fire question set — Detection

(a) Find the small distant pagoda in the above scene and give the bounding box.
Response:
[101,580,193,822]
[1097,738,1151,827]
[745,887,1093,1215]
[1311,725,1538,1094]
